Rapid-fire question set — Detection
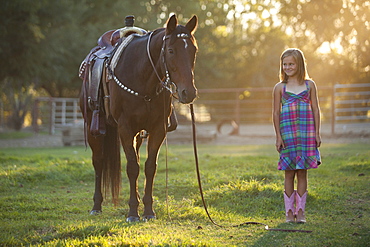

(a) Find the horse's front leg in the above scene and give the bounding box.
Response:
[120,131,141,222]
[142,129,166,220]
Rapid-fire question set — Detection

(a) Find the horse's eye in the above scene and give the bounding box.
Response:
[168,49,174,54]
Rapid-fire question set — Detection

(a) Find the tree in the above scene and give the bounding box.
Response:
[1,79,34,130]
[1,0,368,130]
[0,0,143,129]
[278,0,370,85]
[0,0,46,130]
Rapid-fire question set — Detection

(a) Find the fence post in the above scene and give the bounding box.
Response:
[61,99,66,125]
[234,91,240,135]
[50,99,56,135]
[0,100,3,129]
[331,85,336,135]
[32,98,40,133]
[73,100,79,121]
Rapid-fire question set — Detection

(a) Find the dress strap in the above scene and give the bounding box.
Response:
[305,80,310,90]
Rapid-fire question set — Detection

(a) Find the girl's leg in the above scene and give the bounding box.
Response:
[284,170,295,196]
[284,170,296,222]
[296,169,307,195]
[296,169,308,223]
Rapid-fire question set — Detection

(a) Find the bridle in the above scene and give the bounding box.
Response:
[146,30,195,100]
[110,30,189,102]
[146,31,177,97]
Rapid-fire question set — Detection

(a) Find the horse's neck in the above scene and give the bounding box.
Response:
[116,31,165,95]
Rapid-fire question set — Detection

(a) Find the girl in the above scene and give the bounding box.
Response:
[272,48,321,223]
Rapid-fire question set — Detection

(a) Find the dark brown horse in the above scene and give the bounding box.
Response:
[80,15,198,222]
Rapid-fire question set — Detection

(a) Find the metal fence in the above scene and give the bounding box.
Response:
[33,97,82,134]
[175,84,369,135]
[333,83,370,121]
[31,83,370,135]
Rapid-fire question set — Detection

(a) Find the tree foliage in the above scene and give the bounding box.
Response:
[279,0,370,84]
[0,0,369,129]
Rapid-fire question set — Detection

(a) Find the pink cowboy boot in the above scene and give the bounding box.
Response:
[296,191,307,223]
[284,190,296,223]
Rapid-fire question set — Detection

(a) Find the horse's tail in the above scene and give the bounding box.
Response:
[102,123,121,206]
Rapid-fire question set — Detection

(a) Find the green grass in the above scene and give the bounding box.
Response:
[0,142,369,246]
[0,131,34,140]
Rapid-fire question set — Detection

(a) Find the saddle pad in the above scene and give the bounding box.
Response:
[110,34,135,73]
[119,27,146,38]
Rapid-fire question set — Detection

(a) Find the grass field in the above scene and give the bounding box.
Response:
[0,141,369,246]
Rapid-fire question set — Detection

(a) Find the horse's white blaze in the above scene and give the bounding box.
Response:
[183,39,188,49]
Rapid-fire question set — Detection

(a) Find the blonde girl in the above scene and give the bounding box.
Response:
[272,48,321,223]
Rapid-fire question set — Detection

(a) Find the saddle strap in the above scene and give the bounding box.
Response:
[102,66,111,119]
[89,58,106,103]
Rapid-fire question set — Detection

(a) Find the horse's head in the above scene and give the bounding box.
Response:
[163,15,198,104]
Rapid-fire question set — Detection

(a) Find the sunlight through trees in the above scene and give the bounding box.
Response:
[1,0,369,129]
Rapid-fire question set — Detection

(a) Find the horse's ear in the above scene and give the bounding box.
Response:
[185,15,198,35]
[166,15,178,35]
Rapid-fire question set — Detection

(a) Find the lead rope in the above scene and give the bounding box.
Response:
[189,104,312,233]
[162,94,172,221]
[165,135,171,220]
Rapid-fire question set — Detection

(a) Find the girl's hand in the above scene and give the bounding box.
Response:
[275,137,285,152]
[316,135,322,148]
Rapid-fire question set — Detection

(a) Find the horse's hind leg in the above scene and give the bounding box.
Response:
[89,137,105,214]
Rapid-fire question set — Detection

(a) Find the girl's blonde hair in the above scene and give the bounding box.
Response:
[279,48,310,84]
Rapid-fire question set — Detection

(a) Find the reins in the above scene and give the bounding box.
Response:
[146,31,163,84]
[188,104,312,233]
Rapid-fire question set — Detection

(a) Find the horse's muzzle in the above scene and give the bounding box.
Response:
[179,87,197,104]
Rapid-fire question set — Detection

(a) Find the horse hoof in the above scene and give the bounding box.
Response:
[90,210,102,215]
[126,216,140,223]
[142,215,156,222]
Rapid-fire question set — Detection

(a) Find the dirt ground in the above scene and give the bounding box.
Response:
[0,123,369,148]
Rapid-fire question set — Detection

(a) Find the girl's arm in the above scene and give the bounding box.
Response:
[272,83,284,152]
[309,80,322,147]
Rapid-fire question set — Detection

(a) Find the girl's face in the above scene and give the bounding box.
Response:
[282,56,298,78]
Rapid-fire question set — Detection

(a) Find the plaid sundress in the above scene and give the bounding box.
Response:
[278,81,321,170]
